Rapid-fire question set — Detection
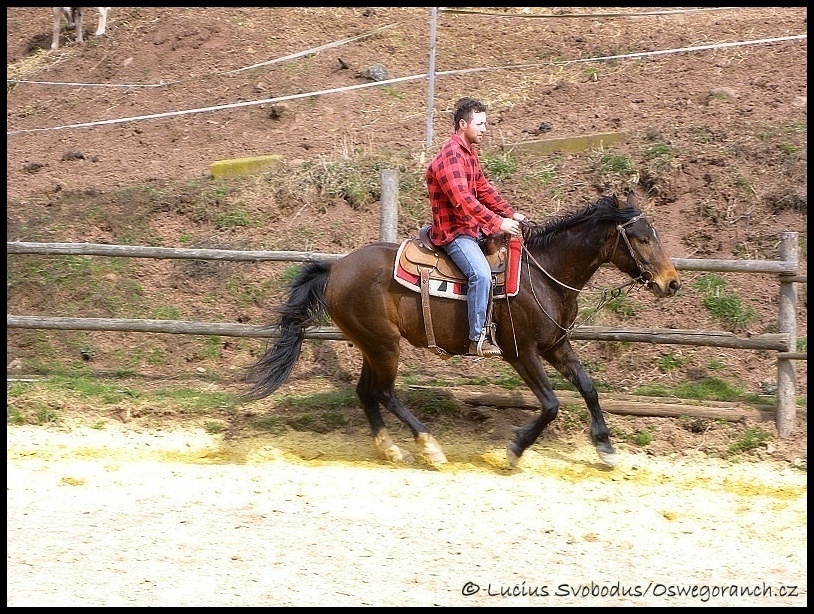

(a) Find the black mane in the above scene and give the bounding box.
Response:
[523,194,642,251]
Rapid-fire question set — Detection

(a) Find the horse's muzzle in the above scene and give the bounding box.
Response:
[649,276,681,298]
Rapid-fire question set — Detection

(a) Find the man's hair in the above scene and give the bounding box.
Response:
[453,97,487,130]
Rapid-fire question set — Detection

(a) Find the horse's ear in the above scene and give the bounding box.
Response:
[626,189,639,208]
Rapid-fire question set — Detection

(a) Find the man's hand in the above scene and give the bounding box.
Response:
[499,217,522,236]
[512,212,526,223]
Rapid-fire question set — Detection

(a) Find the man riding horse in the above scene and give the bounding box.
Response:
[425,97,527,357]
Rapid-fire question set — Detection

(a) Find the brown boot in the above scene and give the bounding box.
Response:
[468,338,502,357]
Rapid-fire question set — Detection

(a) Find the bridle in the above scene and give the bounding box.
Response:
[611,214,655,288]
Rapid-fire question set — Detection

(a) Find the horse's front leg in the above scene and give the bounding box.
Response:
[545,343,617,467]
[504,353,562,466]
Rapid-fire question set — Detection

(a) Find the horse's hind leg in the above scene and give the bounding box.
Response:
[357,360,413,463]
[357,358,447,464]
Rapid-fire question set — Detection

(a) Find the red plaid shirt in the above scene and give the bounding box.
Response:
[426,133,515,246]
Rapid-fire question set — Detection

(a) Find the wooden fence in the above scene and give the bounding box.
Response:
[6,231,805,437]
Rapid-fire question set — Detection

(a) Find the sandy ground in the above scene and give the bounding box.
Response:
[6,420,807,607]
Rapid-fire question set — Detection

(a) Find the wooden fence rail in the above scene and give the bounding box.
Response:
[4,316,792,351]
[7,232,805,437]
[4,241,800,272]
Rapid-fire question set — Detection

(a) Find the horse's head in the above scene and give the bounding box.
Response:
[607,191,681,298]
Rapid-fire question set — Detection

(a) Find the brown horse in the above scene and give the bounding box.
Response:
[243,191,681,467]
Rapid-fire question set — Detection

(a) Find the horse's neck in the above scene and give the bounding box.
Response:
[528,234,605,290]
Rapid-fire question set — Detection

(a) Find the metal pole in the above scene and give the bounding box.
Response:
[425,7,438,154]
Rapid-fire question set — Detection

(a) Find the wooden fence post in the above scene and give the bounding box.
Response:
[776,231,799,437]
[379,169,399,242]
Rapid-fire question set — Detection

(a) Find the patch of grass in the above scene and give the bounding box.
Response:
[727,426,771,456]
[658,352,687,373]
[204,421,226,434]
[288,409,349,433]
[58,377,141,403]
[36,405,60,424]
[309,158,374,210]
[215,209,252,230]
[152,306,181,320]
[559,402,589,432]
[381,86,404,100]
[226,275,276,308]
[634,376,762,404]
[404,388,460,418]
[112,347,146,371]
[278,264,305,286]
[705,359,725,371]
[6,376,237,416]
[705,90,735,104]
[644,142,673,160]
[592,151,635,175]
[701,293,757,331]
[693,273,726,294]
[777,142,800,156]
[691,126,714,143]
[148,387,235,412]
[7,406,26,425]
[605,295,638,317]
[734,176,755,194]
[274,389,358,411]
[693,274,757,332]
[610,425,653,446]
[525,162,558,185]
[636,132,681,194]
[633,428,653,446]
[481,149,519,181]
[7,255,144,317]
[252,415,286,432]
[580,359,606,375]
[196,336,223,361]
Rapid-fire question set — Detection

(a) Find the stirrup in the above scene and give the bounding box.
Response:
[469,336,502,357]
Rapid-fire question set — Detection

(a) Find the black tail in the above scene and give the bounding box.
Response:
[242,261,332,401]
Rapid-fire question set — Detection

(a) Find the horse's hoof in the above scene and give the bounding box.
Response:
[416,433,447,464]
[379,444,414,464]
[506,442,522,466]
[597,449,618,468]
[424,450,447,464]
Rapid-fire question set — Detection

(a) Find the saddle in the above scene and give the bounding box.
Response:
[393,225,522,357]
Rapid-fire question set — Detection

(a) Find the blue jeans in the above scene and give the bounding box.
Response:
[442,235,492,342]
